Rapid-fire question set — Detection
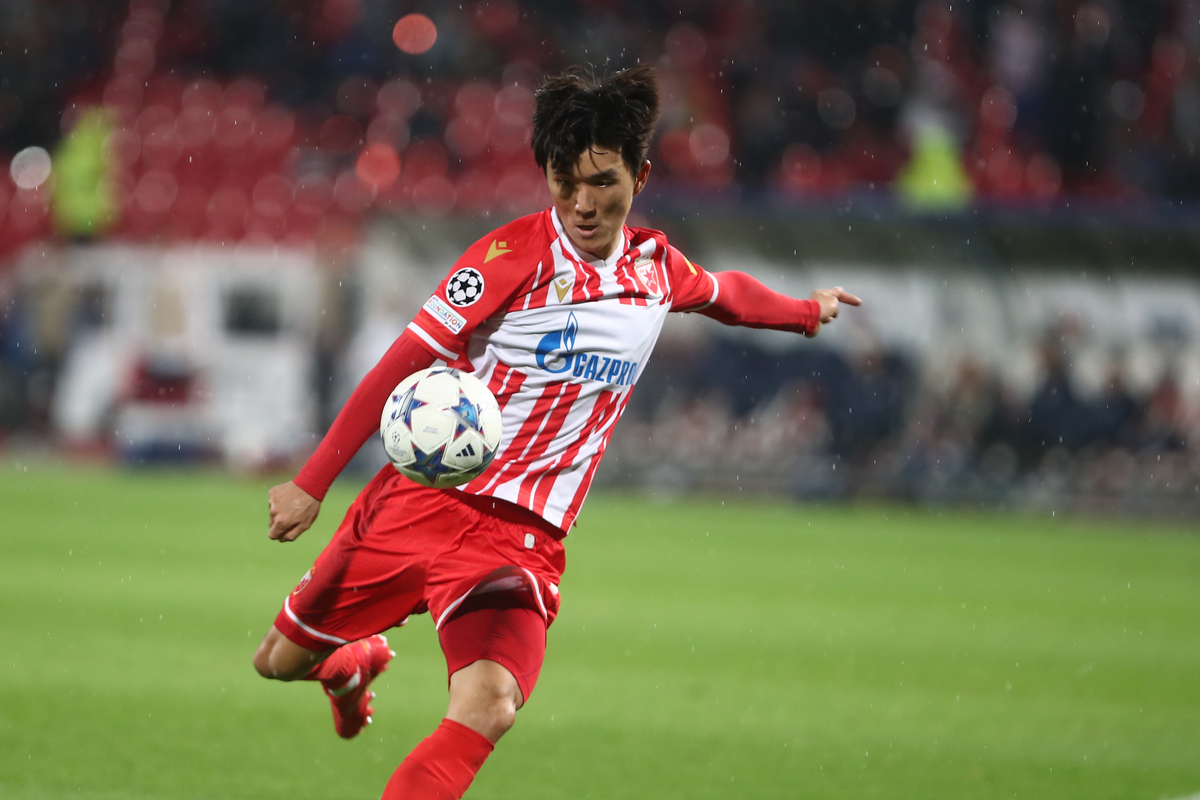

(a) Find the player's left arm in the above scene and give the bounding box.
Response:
[706,271,861,338]
[801,285,862,338]
[666,246,860,337]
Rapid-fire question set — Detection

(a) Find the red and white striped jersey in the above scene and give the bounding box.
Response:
[406,208,719,532]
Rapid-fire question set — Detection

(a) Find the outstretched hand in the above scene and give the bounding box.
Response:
[268,481,321,542]
[806,286,862,338]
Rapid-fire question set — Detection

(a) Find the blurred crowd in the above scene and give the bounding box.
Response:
[607,324,1200,517]
[3,0,1200,516]
[4,0,1200,261]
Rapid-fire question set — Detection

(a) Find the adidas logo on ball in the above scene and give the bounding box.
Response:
[379,367,503,488]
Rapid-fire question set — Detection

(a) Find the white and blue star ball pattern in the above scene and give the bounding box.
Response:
[380,367,503,488]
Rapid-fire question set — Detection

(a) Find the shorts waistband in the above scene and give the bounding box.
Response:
[449,490,567,541]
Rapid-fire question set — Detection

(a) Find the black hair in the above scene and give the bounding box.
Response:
[532,64,660,177]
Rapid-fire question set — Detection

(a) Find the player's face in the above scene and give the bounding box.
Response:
[547,146,650,260]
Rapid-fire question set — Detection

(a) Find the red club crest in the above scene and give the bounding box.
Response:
[292,569,313,595]
[634,259,661,296]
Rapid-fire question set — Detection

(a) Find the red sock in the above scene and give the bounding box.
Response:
[304,643,360,692]
[381,719,494,800]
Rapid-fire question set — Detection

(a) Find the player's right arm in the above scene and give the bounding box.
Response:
[268,333,439,542]
[268,216,545,542]
[267,480,323,542]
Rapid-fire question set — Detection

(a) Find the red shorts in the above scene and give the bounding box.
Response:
[274,467,565,699]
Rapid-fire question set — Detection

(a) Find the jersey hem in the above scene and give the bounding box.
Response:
[451,487,568,538]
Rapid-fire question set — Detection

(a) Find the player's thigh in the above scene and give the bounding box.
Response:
[275,472,438,649]
[438,594,548,707]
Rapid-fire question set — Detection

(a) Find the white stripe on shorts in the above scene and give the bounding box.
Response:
[283,596,349,646]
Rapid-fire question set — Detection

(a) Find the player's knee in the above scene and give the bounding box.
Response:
[448,661,522,742]
[252,641,280,680]
[466,690,518,740]
[491,705,517,738]
[483,690,518,735]
[254,633,319,681]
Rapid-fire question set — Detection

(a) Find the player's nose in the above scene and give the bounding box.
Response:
[575,187,596,215]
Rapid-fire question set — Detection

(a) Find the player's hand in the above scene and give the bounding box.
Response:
[806,286,862,338]
[268,481,320,543]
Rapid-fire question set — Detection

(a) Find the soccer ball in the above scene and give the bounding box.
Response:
[379,367,503,488]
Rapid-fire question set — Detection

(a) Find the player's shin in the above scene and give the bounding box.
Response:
[381,719,494,800]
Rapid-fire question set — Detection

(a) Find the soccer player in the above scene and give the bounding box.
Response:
[253,64,860,799]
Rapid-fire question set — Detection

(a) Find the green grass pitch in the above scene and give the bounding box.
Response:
[2,462,1198,800]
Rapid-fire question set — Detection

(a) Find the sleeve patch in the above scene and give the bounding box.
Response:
[446,267,485,307]
[423,295,467,334]
[684,256,698,275]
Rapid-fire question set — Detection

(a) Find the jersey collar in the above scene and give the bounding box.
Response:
[549,207,628,270]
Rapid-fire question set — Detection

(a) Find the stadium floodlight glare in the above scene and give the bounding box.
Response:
[11,146,52,189]
[393,13,437,55]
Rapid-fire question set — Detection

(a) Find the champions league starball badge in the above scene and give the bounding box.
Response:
[446,268,485,307]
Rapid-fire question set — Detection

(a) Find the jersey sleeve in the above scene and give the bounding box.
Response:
[293,218,548,500]
[662,243,819,334]
[664,245,721,312]
[406,221,546,360]
[293,330,437,500]
[699,271,820,335]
